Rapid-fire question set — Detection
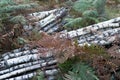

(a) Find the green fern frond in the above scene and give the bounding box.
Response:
[65,0,74,6]
[64,62,99,80]
[31,70,44,80]
[10,15,27,25]
[93,0,106,15]
[64,17,83,30]
[64,0,107,30]
[59,57,80,73]
[72,0,94,13]
[64,16,99,31]
[0,0,15,7]
[82,10,98,18]
[37,71,44,80]
[0,3,38,13]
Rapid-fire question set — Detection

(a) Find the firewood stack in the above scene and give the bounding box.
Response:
[60,17,120,46]
[0,8,67,80]
[0,46,58,80]
[24,7,120,46]
[24,7,67,34]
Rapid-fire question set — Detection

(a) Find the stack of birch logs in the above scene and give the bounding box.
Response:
[60,17,120,46]
[24,7,120,46]
[0,8,67,80]
[0,46,58,80]
[24,7,67,34]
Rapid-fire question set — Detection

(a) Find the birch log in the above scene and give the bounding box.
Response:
[60,18,120,38]
[34,7,67,28]
[0,59,57,79]
[6,72,37,80]
[0,48,58,80]
[78,28,120,46]
[60,17,120,46]
[28,9,58,20]
[2,49,38,60]
[24,7,67,33]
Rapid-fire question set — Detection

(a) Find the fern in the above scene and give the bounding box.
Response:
[10,15,27,25]
[31,70,44,80]
[64,62,99,80]
[0,0,38,52]
[0,3,37,13]
[93,0,106,16]
[64,0,107,31]
[65,0,74,6]
[82,10,98,18]
[0,0,38,32]
[64,16,99,30]
[58,59,99,80]
[0,0,38,23]
[59,57,80,73]
[73,0,94,13]
[37,71,44,80]
[64,17,83,30]
[0,0,15,7]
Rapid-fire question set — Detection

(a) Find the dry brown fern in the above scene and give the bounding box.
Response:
[29,32,82,63]
[0,24,24,52]
[107,35,120,58]
[92,55,120,80]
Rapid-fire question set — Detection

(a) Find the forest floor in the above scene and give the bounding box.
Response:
[0,0,120,80]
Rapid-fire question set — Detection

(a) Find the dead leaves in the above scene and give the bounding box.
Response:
[29,32,77,63]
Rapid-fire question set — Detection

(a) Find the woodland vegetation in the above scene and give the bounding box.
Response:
[0,0,120,80]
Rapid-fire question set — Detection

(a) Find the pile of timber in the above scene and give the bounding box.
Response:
[0,46,58,80]
[24,7,120,46]
[24,7,67,34]
[60,17,120,46]
[0,8,67,80]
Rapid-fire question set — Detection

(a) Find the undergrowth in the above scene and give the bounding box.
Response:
[29,33,112,80]
[30,32,120,80]
[0,0,120,80]
[58,58,99,80]
[64,0,108,31]
[0,0,38,52]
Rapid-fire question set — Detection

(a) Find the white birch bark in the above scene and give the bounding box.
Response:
[0,59,57,79]
[24,7,67,33]
[43,19,61,32]
[60,22,120,38]
[0,59,45,75]
[28,9,57,17]
[60,17,120,46]
[27,9,58,22]
[35,7,67,28]
[2,46,30,59]
[47,23,63,33]
[2,49,38,60]
[44,69,58,76]
[78,28,120,46]
[6,72,36,80]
